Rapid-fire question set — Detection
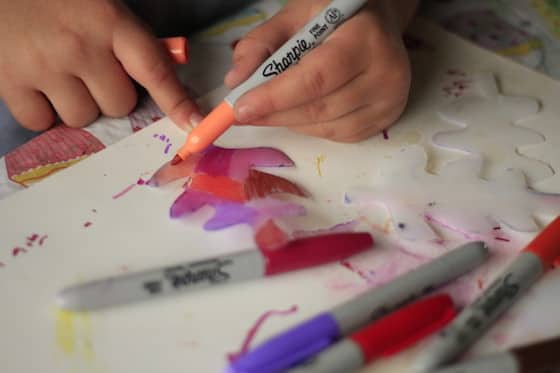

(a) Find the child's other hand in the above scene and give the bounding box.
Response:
[225,0,418,142]
[0,0,199,131]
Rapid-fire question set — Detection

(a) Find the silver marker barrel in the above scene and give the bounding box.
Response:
[415,252,544,372]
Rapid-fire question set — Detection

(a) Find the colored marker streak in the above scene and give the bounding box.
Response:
[55,310,94,360]
[148,145,307,234]
[245,170,306,199]
[255,220,291,249]
[227,305,299,363]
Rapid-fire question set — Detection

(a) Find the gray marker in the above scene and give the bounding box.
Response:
[415,217,560,372]
[228,242,489,373]
[57,232,374,311]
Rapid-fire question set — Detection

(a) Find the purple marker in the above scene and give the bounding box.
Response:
[228,242,489,373]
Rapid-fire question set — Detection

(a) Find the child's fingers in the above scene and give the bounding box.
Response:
[224,9,301,89]
[113,16,200,129]
[289,94,407,142]
[42,75,99,127]
[233,34,368,123]
[1,87,55,131]
[80,51,137,118]
[250,73,370,127]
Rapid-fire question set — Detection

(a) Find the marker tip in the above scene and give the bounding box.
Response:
[171,154,183,166]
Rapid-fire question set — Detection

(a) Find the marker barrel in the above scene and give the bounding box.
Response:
[229,242,488,373]
[332,241,489,335]
[431,353,519,373]
[288,341,364,373]
[58,250,263,311]
[416,252,544,372]
[226,0,368,105]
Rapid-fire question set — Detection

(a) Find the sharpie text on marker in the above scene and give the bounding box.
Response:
[415,216,560,372]
[57,232,374,311]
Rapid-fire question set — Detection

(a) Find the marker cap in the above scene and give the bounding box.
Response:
[161,36,189,64]
[177,101,236,159]
[261,232,374,276]
[523,216,560,268]
[228,313,340,373]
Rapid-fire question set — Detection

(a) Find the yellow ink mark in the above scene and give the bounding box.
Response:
[55,309,95,361]
[315,155,326,177]
[56,310,76,354]
[382,219,392,234]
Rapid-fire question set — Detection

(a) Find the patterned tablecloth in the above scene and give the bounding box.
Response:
[2,0,560,199]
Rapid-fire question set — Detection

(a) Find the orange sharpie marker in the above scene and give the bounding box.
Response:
[171,0,369,165]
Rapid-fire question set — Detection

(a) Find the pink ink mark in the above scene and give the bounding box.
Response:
[491,332,508,346]
[164,143,172,154]
[227,305,299,363]
[112,184,136,199]
[136,178,147,185]
[12,247,27,256]
[38,235,48,246]
[382,129,389,140]
[340,260,374,284]
[477,278,484,289]
[424,214,482,240]
[84,222,93,228]
[26,233,39,246]
[495,237,510,242]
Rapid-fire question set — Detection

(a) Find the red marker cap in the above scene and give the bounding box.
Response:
[160,37,189,64]
[351,294,456,362]
[523,216,560,269]
[261,232,374,276]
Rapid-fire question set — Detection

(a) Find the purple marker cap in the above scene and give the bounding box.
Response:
[227,313,340,373]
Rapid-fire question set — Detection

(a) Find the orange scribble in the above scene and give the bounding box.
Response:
[189,174,246,202]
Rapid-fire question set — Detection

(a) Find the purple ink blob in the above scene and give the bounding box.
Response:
[164,143,172,154]
[170,190,219,218]
[204,203,259,230]
[195,146,235,177]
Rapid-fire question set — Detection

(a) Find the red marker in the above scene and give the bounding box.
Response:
[58,232,374,311]
[417,216,560,372]
[288,294,456,373]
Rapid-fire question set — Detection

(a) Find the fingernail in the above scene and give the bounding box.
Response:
[236,105,256,123]
[190,112,204,128]
[225,65,239,85]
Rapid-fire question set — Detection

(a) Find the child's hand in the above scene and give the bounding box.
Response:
[225,0,418,142]
[0,0,199,131]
